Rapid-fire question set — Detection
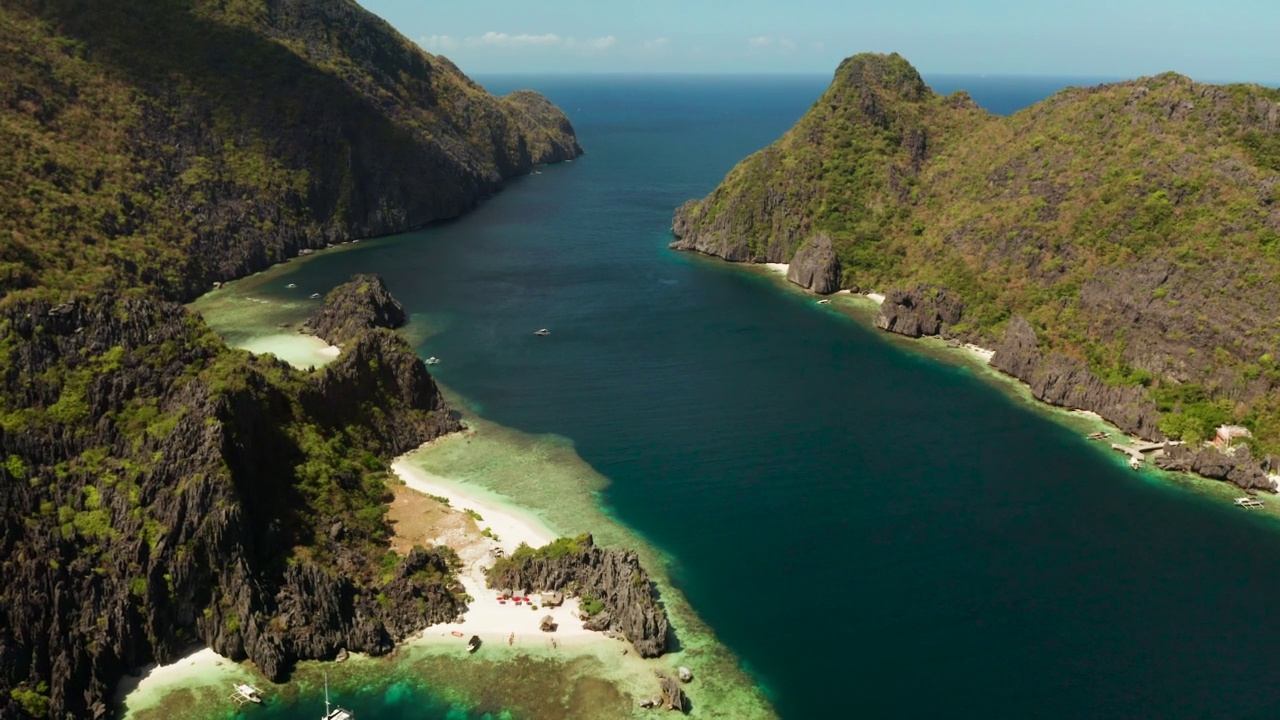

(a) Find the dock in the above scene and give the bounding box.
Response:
[1234,497,1266,509]
[1110,440,1184,463]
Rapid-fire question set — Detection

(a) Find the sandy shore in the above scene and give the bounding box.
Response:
[962,343,995,363]
[115,647,250,717]
[865,292,886,304]
[764,262,789,276]
[239,333,341,369]
[390,457,602,650]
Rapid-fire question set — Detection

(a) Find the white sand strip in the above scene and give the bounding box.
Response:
[391,458,605,650]
[865,292,886,305]
[962,343,995,363]
[239,333,341,369]
[115,647,248,714]
[763,263,789,276]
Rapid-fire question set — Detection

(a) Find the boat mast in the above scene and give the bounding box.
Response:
[324,672,331,718]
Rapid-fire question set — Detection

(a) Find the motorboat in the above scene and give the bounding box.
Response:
[534,328,551,336]
[425,357,440,365]
[467,635,481,653]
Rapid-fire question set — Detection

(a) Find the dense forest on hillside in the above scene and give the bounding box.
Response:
[674,53,1280,452]
[0,1,581,716]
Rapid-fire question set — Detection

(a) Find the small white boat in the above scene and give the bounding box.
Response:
[425,357,440,365]
[310,293,321,299]
[287,283,297,289]
[323,672,353,720]
[1128,456,1142,470]
[534,328,551,336]
[229,683,262,704]
[816,299,831,305]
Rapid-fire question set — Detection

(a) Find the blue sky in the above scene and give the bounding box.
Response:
[363,0,1278,82]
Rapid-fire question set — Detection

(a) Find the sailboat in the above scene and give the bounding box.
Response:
[322,672,353,720]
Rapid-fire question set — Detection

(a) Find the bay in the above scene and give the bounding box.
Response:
[198,74,1280,718]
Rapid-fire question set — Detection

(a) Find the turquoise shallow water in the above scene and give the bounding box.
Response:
[199,75,1280,718]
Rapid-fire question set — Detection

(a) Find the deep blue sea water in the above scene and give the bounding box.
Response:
[214,74,1280,718]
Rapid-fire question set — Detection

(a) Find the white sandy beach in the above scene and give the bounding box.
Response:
[865,292,886,304]
[115,647,250,717]
[962,343,995,363]
[239,333,341,369]
[390,457,602,651]
[764,262,789,276]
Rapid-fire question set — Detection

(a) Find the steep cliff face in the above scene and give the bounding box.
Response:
[786,234,842,294]
[308,274,408,346]
[0,291,464,718]
[673,51,1280,451]
[485,535,670,658]
[0,0,582,303]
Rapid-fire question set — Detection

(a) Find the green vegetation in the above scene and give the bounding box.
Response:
[463,508,483,522]
[580,595,606,617]
[486,534,590,581]
[0,0,579,714]
[679,53,1280,450]
[10,683,50,717]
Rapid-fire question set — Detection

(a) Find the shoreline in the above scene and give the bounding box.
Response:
[745,257,1278,507]
[389,454,608,650]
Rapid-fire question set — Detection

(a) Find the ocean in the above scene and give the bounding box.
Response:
[184,74,1280,719]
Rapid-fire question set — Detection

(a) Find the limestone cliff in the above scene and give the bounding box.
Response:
[0,290,463,717]
[673,51,1280,453]
[485,535,670,658]
[0,0,582,715]
[308,274,408,346]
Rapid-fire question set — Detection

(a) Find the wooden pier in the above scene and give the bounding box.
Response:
[1110,441,1184,462]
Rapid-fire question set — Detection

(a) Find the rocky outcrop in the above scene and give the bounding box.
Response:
[660,675,689,713]
[991,317,1163,439]
[786,234,842,294]
[0,291,462,718]
[1156,444,1276,492]
[485,535,669,658]
[874,285,964,338]
[2,0,583,305]
[309,275,407,346]
[305,329,461,454]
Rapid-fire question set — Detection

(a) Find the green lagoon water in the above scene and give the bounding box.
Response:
[189,76,1280,718]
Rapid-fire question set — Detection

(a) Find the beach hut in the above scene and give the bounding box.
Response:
[540,615,557,632]
[540,591,564,607]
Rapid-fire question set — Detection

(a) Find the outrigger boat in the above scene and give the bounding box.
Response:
[816,299,831,305]
[229,682,263,705]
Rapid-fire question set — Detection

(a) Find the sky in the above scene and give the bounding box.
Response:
[361,0,1278,82]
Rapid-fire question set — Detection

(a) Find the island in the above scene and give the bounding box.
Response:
[0,0,605,716]
[672,52,1280,492]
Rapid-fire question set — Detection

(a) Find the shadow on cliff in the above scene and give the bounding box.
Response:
[17,0,483,298]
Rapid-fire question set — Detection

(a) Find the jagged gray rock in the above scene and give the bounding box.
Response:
[309,274,407,346]
[990,316,1163,439]
[874,284,965,337]
[786,234,842,294]
[485,535,669,658]
[660,675,689,713]
[1156,444,1276,492]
